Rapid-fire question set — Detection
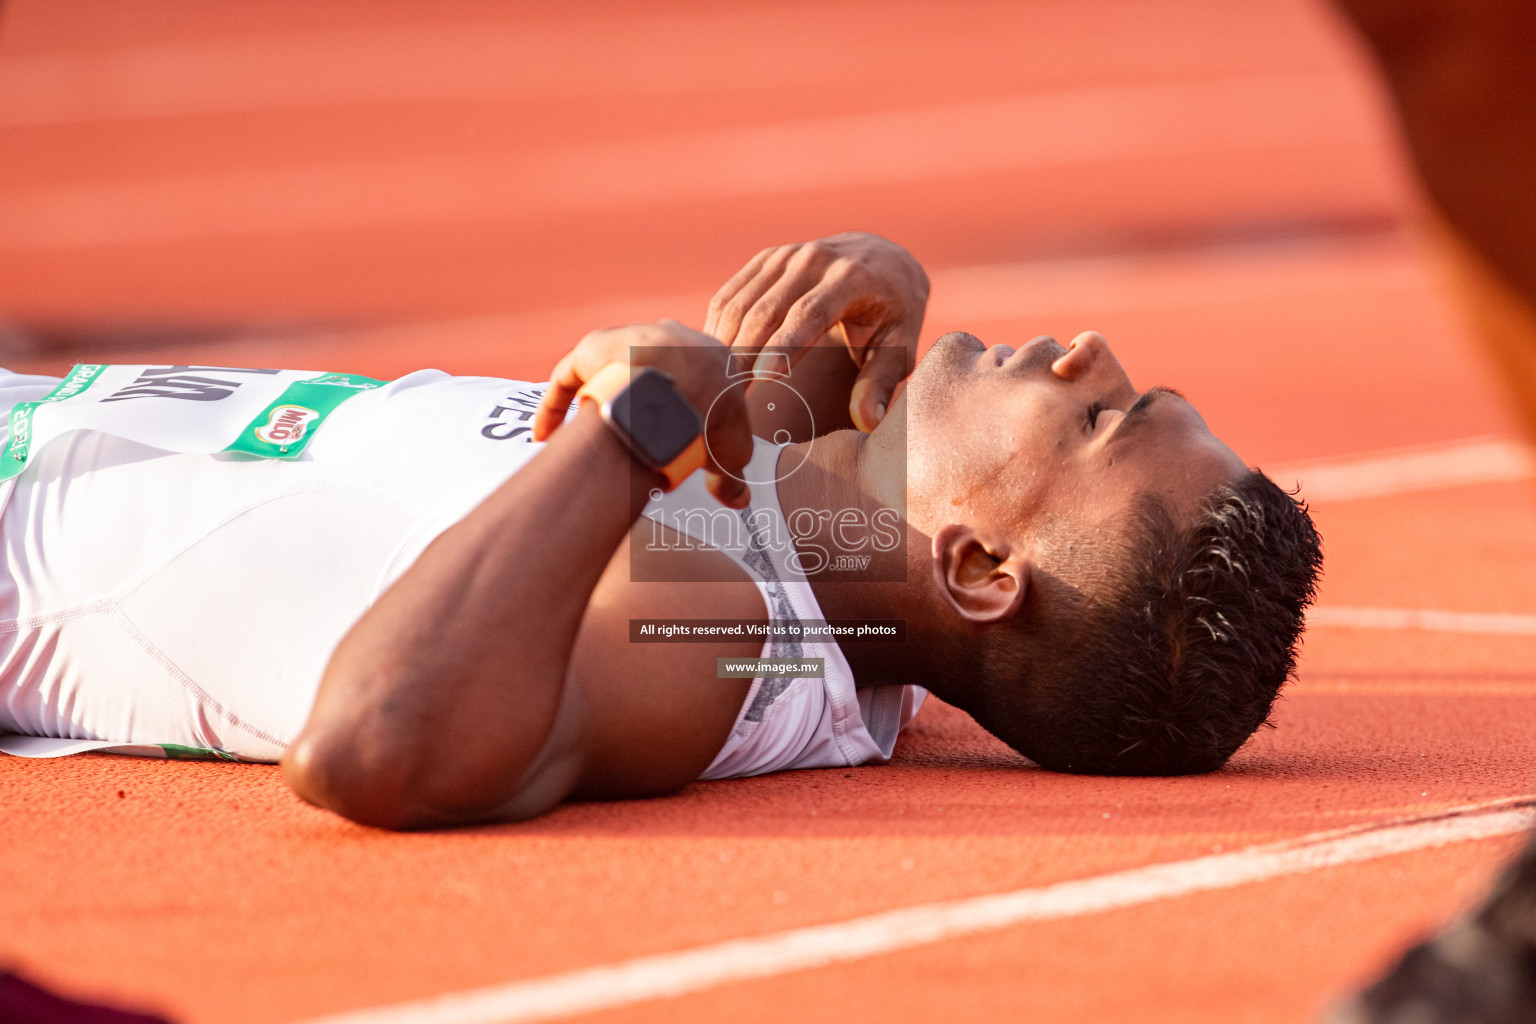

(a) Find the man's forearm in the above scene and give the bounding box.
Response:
[284,410,658,829]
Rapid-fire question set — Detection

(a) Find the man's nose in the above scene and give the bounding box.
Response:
[1050,332,1107,380]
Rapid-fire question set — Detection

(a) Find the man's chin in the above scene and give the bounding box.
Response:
[913,331,984,384]
[933,330,985,357]
[898,331,979,435]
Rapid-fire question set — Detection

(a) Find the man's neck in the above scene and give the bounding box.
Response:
[772,428,926,688]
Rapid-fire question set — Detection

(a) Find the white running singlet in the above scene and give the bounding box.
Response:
[0,366,924,777]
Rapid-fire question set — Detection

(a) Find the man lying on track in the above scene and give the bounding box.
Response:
[0,232,1321,830]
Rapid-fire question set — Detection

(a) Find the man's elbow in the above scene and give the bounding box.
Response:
[281,730,426,830]
[281,725,577,831]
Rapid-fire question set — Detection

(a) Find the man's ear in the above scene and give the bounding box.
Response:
[931,524,1032,624]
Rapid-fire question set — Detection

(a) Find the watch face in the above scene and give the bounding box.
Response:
[610,368,702,467]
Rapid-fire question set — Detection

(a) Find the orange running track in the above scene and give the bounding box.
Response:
[3,2,1535,1023]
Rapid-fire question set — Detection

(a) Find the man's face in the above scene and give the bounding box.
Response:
[898,330,1246,561]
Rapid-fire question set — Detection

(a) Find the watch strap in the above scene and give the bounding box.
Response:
[576,363,707,491]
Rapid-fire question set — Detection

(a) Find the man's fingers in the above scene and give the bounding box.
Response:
[704,471,751,509]
[705,246,776,338]
[849,338,912,433]
[758,277,856,373]
[730,248,845,367]
[533,326,636,440]
[703,402,755,480]
[533,350,584,441]
[700,390,755,508]
[707,247,793,346]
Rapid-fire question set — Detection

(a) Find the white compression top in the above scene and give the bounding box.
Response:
[0,366,923,776]
[645,440,925,779]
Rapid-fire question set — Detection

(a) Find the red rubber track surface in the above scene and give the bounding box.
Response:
[1,2,1533,1022]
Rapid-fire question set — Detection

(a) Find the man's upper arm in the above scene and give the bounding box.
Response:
[565,529,763,801]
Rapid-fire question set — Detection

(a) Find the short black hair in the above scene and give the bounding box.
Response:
[969,470,1322,775]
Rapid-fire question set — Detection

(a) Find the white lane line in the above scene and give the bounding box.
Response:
[1264,436,1534,503]
[242,234,1416,365]
[928,233,1425,321]
[1300,679,1536,696]
[272,233,1422,363]
[0,4,1350,128]
[0,6,942,125]
[288,800,1535,1024]
[1,70,1373,248]
[1308,606,1536,635]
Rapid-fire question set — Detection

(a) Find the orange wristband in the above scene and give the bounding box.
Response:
[576,363,706,491]
[574,362,632,412]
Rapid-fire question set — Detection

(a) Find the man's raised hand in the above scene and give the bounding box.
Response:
[704,232,929,433]
[533,320,755,509]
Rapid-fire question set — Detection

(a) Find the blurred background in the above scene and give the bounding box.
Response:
[1,0,1505,471]
[9,5,1536,1023]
